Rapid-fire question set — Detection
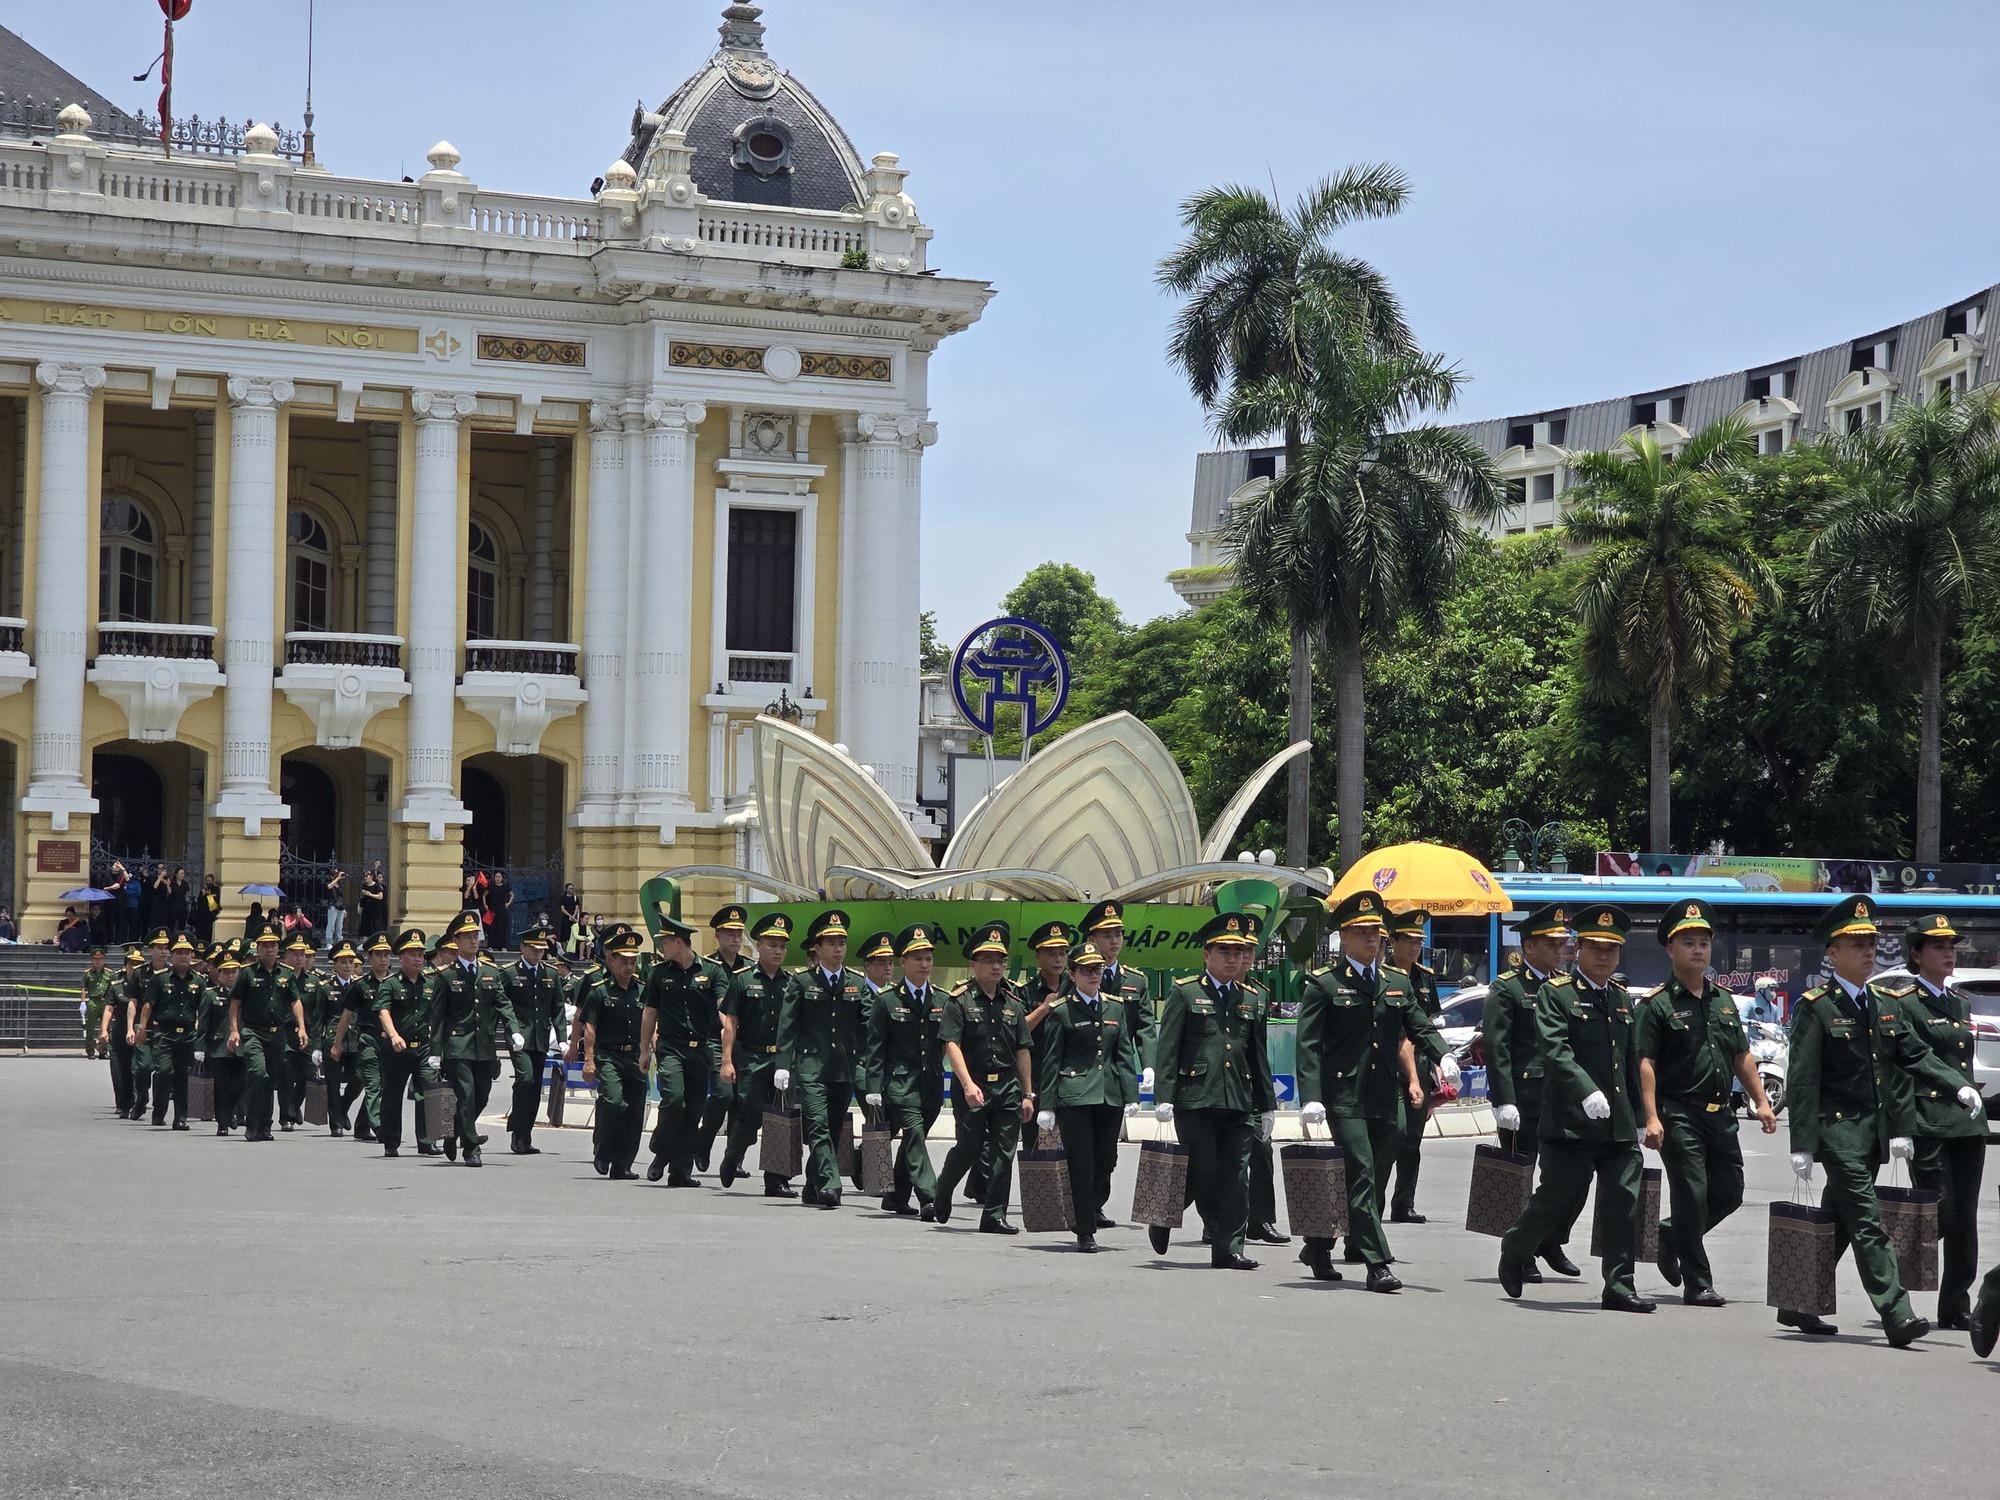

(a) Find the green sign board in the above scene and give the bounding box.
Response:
[742,900,1226,972]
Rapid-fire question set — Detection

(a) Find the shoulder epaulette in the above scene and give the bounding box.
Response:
[949,980,971,998]
[1414,960,1434,975]
[1242,979,1267,994]
[1548,974,1574,987]
[1803,984,1830,1003]
[1873,978,1916,997]
[1049,996,1068,1010]
[1382,963,1409,979]
[1498,967,1521,982]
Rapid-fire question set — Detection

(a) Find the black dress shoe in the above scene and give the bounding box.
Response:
[920,1203,937,1222]
[884,1196,917,1216]
[152,1114,168,1127]
[1970,1294,2000,1358]
[1367,1264,1403,1293]
[383,1146,400,1158]
[610,1166,640,1180]
[1249,1222,1291,1245]
[1684,1288,1726,1308]
[1657,1240,1682,1288]
[696,1149,712,1174]
[1541,1248,1581,1278]
[172,1121,189,1131]
[1076,1234,1099,1252]
[217,1125,230,1136]
[1521,1264,1544,1284]
[766,1177,796,1198]
[511,1137,534,1156]
[1777,1309,1837,1336]
[418,1142,442,1157]
[473,1133,489,1146]
[802,1181,820,1205]
[719,1161,740,1188]
[1148,1225,1169,1254]
[819,1196,841,1211]
[1936,1311,1969,1332]
[1885,1314,1930,1349]
[1298,1245,1343,1281]
[667,1172,699,1188]
[354,1123,376,1142]
[1602,1291,1656,1313]
[933,1193,952,1224]
[1211,1252,1259,1270]
[979,1216,1019,1235]
[1389,1209,1427,1224]
[646,1157,667,1183]
[1199,1230,1211,1245]
[1096,1212,1115,1229]
[1499,1257,1525,1299]
[518,1139,540,1155]
[593,1156,609,1176]
[443,1136,458,1161]
[280,1122,295,1133]
[464,1146,483,1167]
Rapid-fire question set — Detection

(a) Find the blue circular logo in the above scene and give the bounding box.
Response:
[950,617,1069,739]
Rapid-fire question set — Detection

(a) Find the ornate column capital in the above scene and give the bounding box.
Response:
[641,398,708,432]
[35,362,106,397]
[411,389,477,423]
[225,375,295,409]
[587,400,626,436]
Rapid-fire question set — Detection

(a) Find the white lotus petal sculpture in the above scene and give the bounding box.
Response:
[754,713,930,891]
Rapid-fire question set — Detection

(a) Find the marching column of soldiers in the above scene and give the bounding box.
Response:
[88,890,2000,1357]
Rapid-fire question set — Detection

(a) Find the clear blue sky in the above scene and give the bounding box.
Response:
[23,2,2000,647]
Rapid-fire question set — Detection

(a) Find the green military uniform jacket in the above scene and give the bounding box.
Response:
[1634,976,1746,1106]
[643,953,726,1059]
[1153,971,1276,1113]
[940,979,1031,1095]
[1787,977,1961,1156]
[724,963,792,1074]
[230,962,299,1035]
[144,969,208,1039]
[198,982,234,1056]
[863,977,943,1100]
[1036,986,1141,1108]
[343,972,389,1041]
[83,967,115,1011]
[1021,972,1065,1103]
[1899,979,1984,1140]
[287,969,328,1051]
[428,958,520,1063]
[1102,964,1154,1066]
[579,974,646,1065]
[776,966,865,1086]
[1408,961,1442,1020]
[1297,957,1447,1120]
[1534,969,1642,1144]
[1483,962,1556,1115]
[505,958,568,1054]
[374,971,434,1052]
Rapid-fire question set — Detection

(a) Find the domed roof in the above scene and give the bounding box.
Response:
[623,4,867,214]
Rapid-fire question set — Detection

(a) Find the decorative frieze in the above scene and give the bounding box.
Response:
[477,333,585,367]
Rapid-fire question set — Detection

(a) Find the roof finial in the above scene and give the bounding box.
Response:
[720,4,767,53]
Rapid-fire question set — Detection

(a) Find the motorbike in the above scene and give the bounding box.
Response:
[1733,1019,1787,1118]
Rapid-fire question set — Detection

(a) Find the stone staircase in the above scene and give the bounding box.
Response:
[0,946,96,1049]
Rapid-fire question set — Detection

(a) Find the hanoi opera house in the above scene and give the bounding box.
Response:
[0,6,991,938]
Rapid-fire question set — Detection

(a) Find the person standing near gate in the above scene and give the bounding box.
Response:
[579,922,648,1179]
[1635,899,1778,1307]
[139,932,207,1130]
[1498,907,1653,1313]
[1385,910,1444,1224]
[715,912,798,1195]
[774,910,863,1209]
[504,922,566,1156]
[1035,937,1141,1251]
[226,922,309,1143]
[933,921,1034,1233]
[641,914,725,1186]
[430,910,523,1168]
[692,905,752,1174]
[862,922,946,1218]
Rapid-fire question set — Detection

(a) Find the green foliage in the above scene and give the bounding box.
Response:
[1000,561,1126,660]
[839,247,870,269]
[919,610,949,675]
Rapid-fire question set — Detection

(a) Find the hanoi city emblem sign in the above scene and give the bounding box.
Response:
[951,616,1070,744]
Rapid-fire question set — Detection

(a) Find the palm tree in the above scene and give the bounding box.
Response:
[1220,311,1503,871]
[1565,420,1771,853]
[1158,165,1415,867]
[1806,388,2000,862]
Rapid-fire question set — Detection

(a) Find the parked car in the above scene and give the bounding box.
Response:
[1873,967,2000,1116]
[1438,985,1488,1058]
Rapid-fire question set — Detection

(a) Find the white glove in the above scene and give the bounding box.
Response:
[1437,1054,1461,1088]
[1258,1111,1275,1142]
[1299,1100,1327,1127]
[1123,1102,1139,1117]
[1141,1067,1155,1092]
[193,1050,205,1063]
[1791,1152,1813,1179]
[1153,1102,1174,1124]
[427,1055,441,1070]
[311,1049,323,1067]
[774,1068,791,1092]
[1494,1104,1521,1132]
[864,1092,883,1109]
[510,1032,526,1050]
[1581,1091,1611,1121]
[1959,1085,1983,1117]
[1889,1136,1914,1160]
[1037,1110,1055,1132]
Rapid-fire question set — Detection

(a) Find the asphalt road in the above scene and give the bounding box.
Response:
[3,1058,1996,1500]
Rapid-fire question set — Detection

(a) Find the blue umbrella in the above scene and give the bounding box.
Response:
[238,883,285,898]
[60,887,114,902]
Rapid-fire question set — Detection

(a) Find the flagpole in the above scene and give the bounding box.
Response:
[159,10,173,154]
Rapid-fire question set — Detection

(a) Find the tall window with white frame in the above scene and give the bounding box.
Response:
[99,497,156,623]
[725,506,797,687]
[287,506,331,632]
[466,520,501,641]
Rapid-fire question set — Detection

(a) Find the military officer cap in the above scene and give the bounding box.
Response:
[1069,937,1111,969]
[362,932,392,954]
[599,921,645,956]
[89,944,105,958]
[856,930,896,962]
[123,946,144,963]
[1079,899,1124,934]
[168,931,196,954]
[1906,911,1959,947]
[1027,919,1072,951]
[285,931,315,954]
[1813,894,1879,944]
[330,941,359,963]
[1326,891,1389,930]
[963,920,1011,959]
[218,943,244,970]
[804,909,850,947]
[394,927,428,953]
[429,934,453,959]
[516,921,552,946]
[654,913,697,943]
[1390,908,1430,938]
[750,911,794,942]
[894,921,940,956]
[146,926,171,947]
[445,908,483,941]
[710,904,748,932]
[1574,906,1631,946]
[1197,910,1259,947]
[250,919,284,945]
[1516,903,1574,940]
[1658,898,1718,945]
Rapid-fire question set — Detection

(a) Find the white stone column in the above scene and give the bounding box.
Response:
[20,362,105,826]
[573,402,628,823]
[363,421,398,635]
[211,376,295,830]
[837,412,929,811]
[397,390,475,836]
[625,399,705,827]
[190,410,215,625]
[530,436,558,642]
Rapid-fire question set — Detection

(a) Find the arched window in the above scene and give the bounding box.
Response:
[287,506,332,632]
[98,497,157,622]
[466,520,500,641]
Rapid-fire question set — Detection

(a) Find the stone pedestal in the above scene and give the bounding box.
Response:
[18,812,92,942]
[391,820,466,937]
[209,824,283,937]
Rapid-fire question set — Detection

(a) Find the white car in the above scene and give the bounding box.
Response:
[1873,966,2000,1117]
[1437,985,1488,1054]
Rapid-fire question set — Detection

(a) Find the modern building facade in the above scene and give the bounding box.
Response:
[0,6,991,938]
[1173,285,1991,606]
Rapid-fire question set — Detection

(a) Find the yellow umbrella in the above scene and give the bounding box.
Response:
[1327,841,1513,916]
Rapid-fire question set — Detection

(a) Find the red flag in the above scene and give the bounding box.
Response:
[158,2,191,146]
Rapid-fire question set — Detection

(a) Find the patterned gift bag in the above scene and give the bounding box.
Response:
[546,1058,566,1128]
[859,1118,897,1196]
[1280,1124,1347,1241]
[761,1096,803,1178]
[302,1078,330,1128]
[420,1081,457,1142]
[1589,1165,1661,1261]
[1465,1143,1536,1238]
[1018,1149,1075,1232]
[188,1067,215,1123]
[1130,1131,1188,1230]
[1877,1170,1941,1292]
[1767,1199,1839,1315]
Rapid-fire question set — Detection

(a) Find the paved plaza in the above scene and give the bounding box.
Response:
[2,1058,1995,1499]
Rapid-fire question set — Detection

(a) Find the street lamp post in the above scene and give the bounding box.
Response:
[1500,819,1573,874]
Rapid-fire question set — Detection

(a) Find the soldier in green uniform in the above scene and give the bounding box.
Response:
[775,909,864,1209]
[139,932,207,1130]
[131,935,168,1121]
[850,929,900,1192]
[1081,900,1153,1092]
[716,912,799,1195]
[1386,910,1444,1224]
[504,922,567,1155]
[1035,936,1142,1250]
[226,922,309,1143]
[934,921,1035,1233]
[315,943,365,1136]
[82,946,112,1060]
[332,932,393,1143]
[1897,912,1988,1330]
[1498,906,1654,1313]
[1779,895,1962,1346]
[1483,903,1587,1281]
[279,934,322,1131]
[642,914,726,1185]
[374,929,440,1158]
[1635,899,1779,1307]
[429,910,523,1168]
[1295,893,1458,1291]
[862,922,946,1218]
[196,943,246,1134]
[1152,911,1274,1269]
[1018,921,1073,1155]
[693,905,752,1173]
[105,947,144,1117]
[579,921,648,1179]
